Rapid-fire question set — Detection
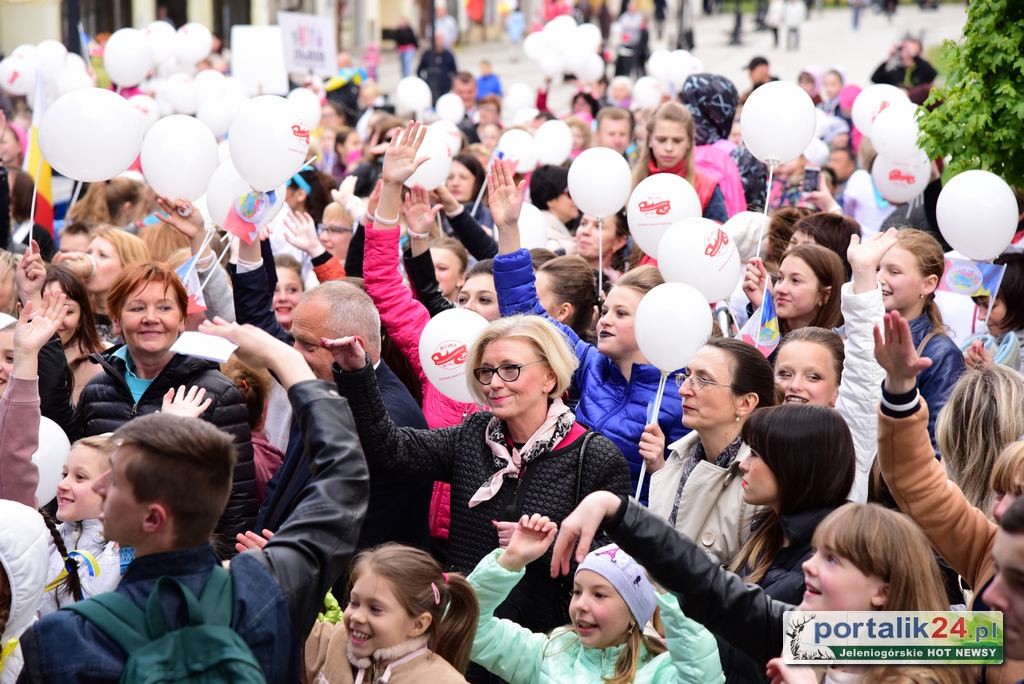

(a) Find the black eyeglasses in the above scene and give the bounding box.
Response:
[675,368,737,392]
[473,360,545,385]
[318,223,353,235]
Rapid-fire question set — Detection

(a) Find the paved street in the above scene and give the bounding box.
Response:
[374,3,968,113]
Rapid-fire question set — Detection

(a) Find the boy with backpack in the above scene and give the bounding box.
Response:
[16,319,370,683]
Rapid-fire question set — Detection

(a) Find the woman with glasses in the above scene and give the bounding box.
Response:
[326,311,631,635]
[648,337,777,567]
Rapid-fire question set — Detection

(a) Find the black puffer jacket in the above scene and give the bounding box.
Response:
[77,346,259,548]
[334,362,631,634]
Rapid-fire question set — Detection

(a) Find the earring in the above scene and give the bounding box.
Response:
[735,414,741,423]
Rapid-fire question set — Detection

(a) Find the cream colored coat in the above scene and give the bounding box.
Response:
[649,431,754,567]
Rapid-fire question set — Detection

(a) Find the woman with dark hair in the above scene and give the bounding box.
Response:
[744,243,846,334]
[444,153,493,228]
[789,212,863,280]
[529,165,578,255]
[43,265,106,404]
[570,91,600,122]
[648,337,778,566]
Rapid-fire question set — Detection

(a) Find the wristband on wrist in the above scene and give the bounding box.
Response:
[445,204,465,218]
[407,228,431,240]
[374,211,400,226]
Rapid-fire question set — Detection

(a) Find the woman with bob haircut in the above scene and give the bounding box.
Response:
[73,262,259,549]
[325,307,631,636]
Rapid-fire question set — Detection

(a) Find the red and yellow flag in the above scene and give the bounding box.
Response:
[23,75,54,235]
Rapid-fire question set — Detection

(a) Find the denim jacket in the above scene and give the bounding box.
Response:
[18,380,369,683]
[908,313,965,449]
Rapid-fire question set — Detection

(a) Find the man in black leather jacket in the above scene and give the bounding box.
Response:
[18,322,369,683]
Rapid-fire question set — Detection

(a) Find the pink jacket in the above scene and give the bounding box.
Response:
[0,376,41,507]
[363,225,483,538]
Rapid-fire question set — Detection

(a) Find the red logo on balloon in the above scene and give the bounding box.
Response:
[291,124,311,145]
[431,341,468,369]
[638,200,671,215]
[888,170,917,185]
[6,71,18,86]
[704,229,730,257]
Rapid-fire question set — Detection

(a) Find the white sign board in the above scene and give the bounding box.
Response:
[277,11,337,77]
[230,25,289,96]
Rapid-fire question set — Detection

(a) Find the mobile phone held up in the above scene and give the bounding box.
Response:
[802,166,821,194]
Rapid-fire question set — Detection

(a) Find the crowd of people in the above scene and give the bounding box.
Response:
[1,4,1024,684]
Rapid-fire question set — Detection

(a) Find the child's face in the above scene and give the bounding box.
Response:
[273,268,304,331]
[979,296,1011,337]
[800,549,888,612]
[878,246,934,317]
[823,73,842,100]
[596,284,643,363]
[57,445,108,522]
[431,247,466,301]
[0,329,14,399]
[774,255,826,326]
[570,570,633,649]
[344,569,430,658]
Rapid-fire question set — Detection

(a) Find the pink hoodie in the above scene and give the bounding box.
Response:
[0,376,41,507]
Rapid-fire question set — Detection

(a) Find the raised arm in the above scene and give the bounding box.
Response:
[436,184,498,261]
[231,226,293,345]
[659,592,726,684]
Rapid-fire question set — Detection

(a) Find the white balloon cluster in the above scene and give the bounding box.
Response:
[0,39,95,103]
[523,18,605,83]
[645,49,703,96]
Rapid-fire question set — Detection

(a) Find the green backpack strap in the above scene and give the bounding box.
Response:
[142,567,233,637]
[197,565,233,627]
[65,592,151,655]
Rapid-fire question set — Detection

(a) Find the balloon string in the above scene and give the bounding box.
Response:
[754,161,777,258]
[635,370,669,500]
[598,217,604,298]
[181,228,216,283]
[198,238,234,291]
[68,180,83,209]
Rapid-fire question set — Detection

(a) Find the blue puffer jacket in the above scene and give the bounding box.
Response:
[494,250,688,503]
[909,313,965,450]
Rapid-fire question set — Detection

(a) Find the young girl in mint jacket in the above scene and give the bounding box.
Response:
[467,513,723,684]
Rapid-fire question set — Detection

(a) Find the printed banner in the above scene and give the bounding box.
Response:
[277,11,338,77]
[938,258,1006,299]
[783,611,1003,665]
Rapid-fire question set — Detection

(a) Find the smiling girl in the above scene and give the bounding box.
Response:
[304,545,478,684]
[744,243,846,336]
[468,514,723,684]
[272,254,304,331]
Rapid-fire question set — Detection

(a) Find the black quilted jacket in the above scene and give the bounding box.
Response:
[334,363,632,634]
[76,346,259,550]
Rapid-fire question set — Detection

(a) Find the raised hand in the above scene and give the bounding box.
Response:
[802,169,841,213]
[198,317,314,389]
[319,335,368,372]
[13,292,69,380]
[160,385,213,418]
[549,491,623,577]
[381,121,428,186]
[498,514,558,572]
[638,423,666,473]
[434,183,463,215]
[742,257,769,309]
[404,184,443,236]
[487,159,525,229]
[155,196,205,243]
[848,227,898,294]
[964,338,994,370]
[282,210,326,258]
[16,242,46,309]
[872,311,932,395]
[235,528,275,554]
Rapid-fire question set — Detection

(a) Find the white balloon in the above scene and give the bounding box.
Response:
[496,129,539,174]
[535,120,573,166]
[56,67,94,96]
[223,76,250,99]
[568,147,632,217]
[740,81,817,164]
[646,49,672,88]
[574,23,603,52]
[937,170,1018,261]
[176,23,213,65]
[425,120,463,157]
[539,51,565,78]
[511,107,539,127]
[657,218,742,302]
[163,73,198,114]
[218,139,231,161]
[803,137,830,167]
[633,76,662,109]
[627,173,701,254]
[33,418,70,505]
[206,158,252,225]
[194,68,227,105]
[872,155,930,204]
[542,15,578,46]
[129,94,161,133]
[851,83,908,137]
[635,283,712,371]
[35,40,68,83]
[518,203,549,249]
[65,53,87,73]
[286,87,322,129]
[229,95,311,192]
[523,32,548,62]
[0,56,37,96]
[405,139,452,190]
[141,114,219,200]
[504,83,534,117]
[145,21,178,64]
[668,50,694,90]
[40,88,143,182]
[197,93,247,139]
[870,101,927,165]
[395,76,433,114]
[418,308,490,404]
[435,93,466,124]
[577,53,605,83]
[11,44,37,62]
[266,183,288,222]
[104,28,152,87]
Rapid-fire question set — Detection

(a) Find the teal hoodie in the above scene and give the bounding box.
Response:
[467,549,725,684]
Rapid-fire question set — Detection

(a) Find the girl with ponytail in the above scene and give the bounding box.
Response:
[304,544,479,683]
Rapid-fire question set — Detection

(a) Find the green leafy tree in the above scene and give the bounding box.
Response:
[918,0,1024,187]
